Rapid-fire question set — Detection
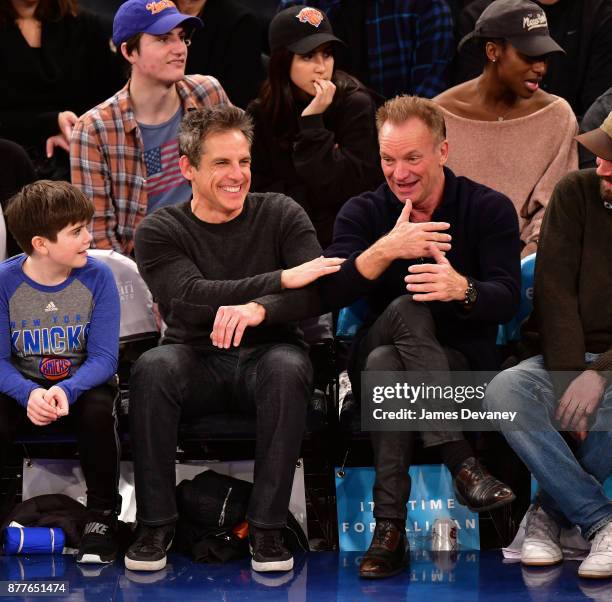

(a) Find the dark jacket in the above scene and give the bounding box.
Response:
[1,494,89,548]
[0,11,122,166]
[0,139,35,258]
[453,0,612,118]
[185,0,264,109]
[521,169,612,376]
[321,167,521,370]
[248,79,383,248]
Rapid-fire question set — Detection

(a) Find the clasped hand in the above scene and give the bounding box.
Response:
[386,199,465,301]
[384,199,452,262]
[27,386,69,426]
[405,243,468,302]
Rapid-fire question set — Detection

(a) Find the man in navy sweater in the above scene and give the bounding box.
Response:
[321,95,522,578]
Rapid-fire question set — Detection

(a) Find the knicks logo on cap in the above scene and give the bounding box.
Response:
[39,357,72,381]
[146,0,176,15]
[522,12,547,32]
[296,7,324,28]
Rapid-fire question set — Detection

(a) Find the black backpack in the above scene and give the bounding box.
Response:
[174,470,308,563]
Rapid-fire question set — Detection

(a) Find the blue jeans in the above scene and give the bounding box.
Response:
[129,343,312,529]
[484,354,612,539]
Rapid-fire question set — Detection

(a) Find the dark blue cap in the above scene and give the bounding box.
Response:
[112,0,203,47]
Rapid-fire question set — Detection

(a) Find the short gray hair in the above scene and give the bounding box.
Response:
[179,105,254,167]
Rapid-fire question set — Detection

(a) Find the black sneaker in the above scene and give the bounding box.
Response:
[124,524,174,572]
[249,525,294,573]
[77,511,118,564]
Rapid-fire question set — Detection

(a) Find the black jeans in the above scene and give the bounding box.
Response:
[129,343,312,529]
[0,384,121,513]
[351,296,469,521]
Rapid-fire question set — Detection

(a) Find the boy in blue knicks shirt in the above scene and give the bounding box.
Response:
[0,181,121,564]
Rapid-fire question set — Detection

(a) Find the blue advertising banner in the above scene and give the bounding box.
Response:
[335,465,480,551]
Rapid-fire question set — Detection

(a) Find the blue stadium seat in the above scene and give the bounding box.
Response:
[497,253,536,345]
[335,298,372,340]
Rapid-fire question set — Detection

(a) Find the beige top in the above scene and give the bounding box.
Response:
[438,98,578,251]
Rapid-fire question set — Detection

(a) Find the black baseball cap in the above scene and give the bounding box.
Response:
[458,0,564,57]
[269,5,345,54]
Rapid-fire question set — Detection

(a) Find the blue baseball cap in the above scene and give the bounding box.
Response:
[112,0,203,47]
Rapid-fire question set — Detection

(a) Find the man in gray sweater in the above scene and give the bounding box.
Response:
[126,105,342,573]
[484,112,612,579]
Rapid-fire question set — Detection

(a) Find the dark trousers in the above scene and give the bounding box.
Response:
[129,343,312,529]
[351,296,469,521]
[0,385,120,513]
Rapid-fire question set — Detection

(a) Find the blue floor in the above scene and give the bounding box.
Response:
[1,550,610,601]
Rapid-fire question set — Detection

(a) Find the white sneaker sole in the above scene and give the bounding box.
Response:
[77,553,114,564]
[251,557,294,572]
[124,537,173,572]
[578,566,612,579]
[521,557,563,567]
[521,542,563,566]
[124,556,167,572]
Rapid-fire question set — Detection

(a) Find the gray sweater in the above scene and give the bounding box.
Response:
[134,193,323,349]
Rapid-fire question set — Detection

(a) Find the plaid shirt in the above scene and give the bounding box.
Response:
[70,75,229,254]
[279,0,454,99]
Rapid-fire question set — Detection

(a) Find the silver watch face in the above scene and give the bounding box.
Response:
[465,282,477,304]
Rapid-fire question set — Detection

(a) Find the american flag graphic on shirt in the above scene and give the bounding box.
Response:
[144,139,185,197]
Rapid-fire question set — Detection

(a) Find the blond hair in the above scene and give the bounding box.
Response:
[376,95,446,143]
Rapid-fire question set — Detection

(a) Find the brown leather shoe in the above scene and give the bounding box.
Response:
[453,457,515,512]
[359,520,409,579]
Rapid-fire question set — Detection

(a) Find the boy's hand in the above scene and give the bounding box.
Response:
[27,388,57,426]
[44,386,69,418]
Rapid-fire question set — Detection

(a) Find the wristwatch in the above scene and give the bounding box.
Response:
[464,278,478,308]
